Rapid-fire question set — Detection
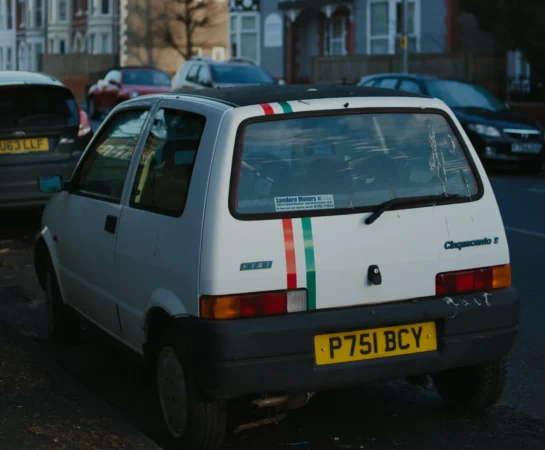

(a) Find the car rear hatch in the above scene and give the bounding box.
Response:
[0,83,79,166]
[203,104,509,314]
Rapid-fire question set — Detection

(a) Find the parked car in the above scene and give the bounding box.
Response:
[358,73,545,174]
[0,71,92,211]
[35,85,519,450]
[171,56,284,91]
[87,67,172,119]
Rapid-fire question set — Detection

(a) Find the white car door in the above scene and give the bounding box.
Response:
[113,99,218,351]
[54,107,152,336]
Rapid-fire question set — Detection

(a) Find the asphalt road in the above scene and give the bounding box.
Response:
[0,171,544,450]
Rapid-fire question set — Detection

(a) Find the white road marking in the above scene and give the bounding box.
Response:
[505,226,545,239]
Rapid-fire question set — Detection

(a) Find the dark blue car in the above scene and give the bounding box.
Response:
[358,73,544,175]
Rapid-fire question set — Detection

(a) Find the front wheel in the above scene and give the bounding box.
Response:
[156,329,226,450]
[432,357,508,413]
[44,269,81,345]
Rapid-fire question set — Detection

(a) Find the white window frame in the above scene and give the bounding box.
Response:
[366,0,420,55]
[99,0,110,16]
[18,0,25,28]
[0,0,5,31]
[212,46,226,61]
[329,15,347,56]
[6,46,13,69]
[35,0,43,28]
[26,0,33,28]
[58,0,68,23]
[229,11,260,65]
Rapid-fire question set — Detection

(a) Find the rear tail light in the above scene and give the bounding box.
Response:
[77,104,92,137]
[436,264,511,296]
[200,290,307,320]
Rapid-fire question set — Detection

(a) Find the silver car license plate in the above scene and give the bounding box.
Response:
[512,142,542,154]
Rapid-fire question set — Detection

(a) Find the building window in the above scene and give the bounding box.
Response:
[0,0,4,31]
[229,12,260,64]
[35,42,43,70]
[6,47,13,69]
[59,40,66,54]
[76,0,82,12]
[88,33,95,54]
[35,0,42,27]
[58,0,67,21]
[212,46,225,61]
[48,39,54,53]
[101,0,109,14]
[26,0,32,28]
[367,0,420,55]
[7,0,12,29]
[101,34,109,53]
[329,16,347,56]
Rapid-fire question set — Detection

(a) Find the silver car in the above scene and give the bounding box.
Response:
[0,71,92,210]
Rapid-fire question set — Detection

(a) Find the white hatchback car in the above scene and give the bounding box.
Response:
[34,85,520,450]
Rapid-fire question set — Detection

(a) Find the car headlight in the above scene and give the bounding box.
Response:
[467,123,501,137]
[129,91,140,99]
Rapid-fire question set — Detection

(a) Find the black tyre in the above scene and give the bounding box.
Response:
[87,96,99,120]
[155,329,226,450]
[44,269,81,345]
[432,357,508,413]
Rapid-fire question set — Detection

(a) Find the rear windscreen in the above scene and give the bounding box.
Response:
[0,85,78,130]
[211,66,275,84]
[233,112,479,216]
[122,70,171,86]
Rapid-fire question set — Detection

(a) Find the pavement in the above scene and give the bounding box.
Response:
[0,171,544,450]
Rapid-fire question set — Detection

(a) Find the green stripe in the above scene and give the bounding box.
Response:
[279,101,293,113]
[302,217,316,310]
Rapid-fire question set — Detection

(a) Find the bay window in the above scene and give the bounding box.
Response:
[229,12,260,64]
[368,0,420,55]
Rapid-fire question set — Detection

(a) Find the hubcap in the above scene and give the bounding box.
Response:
[157,347,188,438]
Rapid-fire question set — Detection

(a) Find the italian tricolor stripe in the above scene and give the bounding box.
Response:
[282,219,297,289]
[281,218,317,310]
[301,218,317,310]
[260,102,294,115]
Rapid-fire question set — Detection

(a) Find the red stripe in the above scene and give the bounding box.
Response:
[282,219,297,289]
[261,103,274,115]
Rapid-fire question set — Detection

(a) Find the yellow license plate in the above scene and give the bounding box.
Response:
[314,321,437,366]
[0,138,49,154]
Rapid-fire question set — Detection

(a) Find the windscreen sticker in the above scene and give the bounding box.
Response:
[275,195,335,212]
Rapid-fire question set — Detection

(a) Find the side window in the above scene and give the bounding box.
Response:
[197,66,211,87]
[186,64,201,83]
[399,79,422,94]
[377,78,399,89]
[362,79,378,87]
[72,109,150,201]
[129,108,206,217]
[110,70,121,84]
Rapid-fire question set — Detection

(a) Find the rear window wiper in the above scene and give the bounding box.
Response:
[365,193,461,225]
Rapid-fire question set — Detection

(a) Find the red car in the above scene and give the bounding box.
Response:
[87,67,172,119]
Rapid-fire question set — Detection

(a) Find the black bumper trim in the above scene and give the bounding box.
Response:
[174,288,519,399]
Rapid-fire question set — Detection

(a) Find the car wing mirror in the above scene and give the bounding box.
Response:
[38,175,69,194]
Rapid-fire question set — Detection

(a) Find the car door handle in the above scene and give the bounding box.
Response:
[104,215,118,234]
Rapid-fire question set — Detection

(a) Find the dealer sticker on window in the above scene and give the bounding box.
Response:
[274,195,335,212]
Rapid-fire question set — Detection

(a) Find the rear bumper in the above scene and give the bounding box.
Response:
[174,288,520,399]
[0,155,80,210]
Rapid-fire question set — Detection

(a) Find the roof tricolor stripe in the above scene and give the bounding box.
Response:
[260,102,294,115]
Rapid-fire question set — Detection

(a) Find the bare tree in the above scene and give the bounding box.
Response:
[163,0,213,61]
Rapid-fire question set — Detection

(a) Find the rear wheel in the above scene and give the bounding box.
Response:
[44,269,81,345]
[156,329,226,450]
[87,96,98,120]
[432,357,508,413]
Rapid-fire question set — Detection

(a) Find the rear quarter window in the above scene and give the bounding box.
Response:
[231,110,481,218]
